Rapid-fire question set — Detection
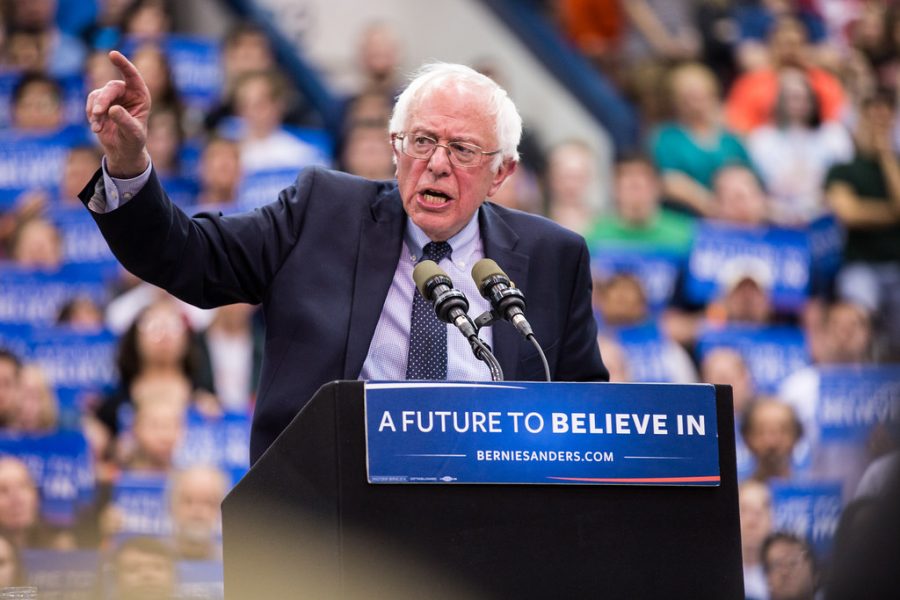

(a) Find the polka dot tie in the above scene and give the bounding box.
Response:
[406,241,453,380]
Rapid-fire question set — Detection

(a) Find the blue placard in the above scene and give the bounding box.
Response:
[174,410,250,485]
[47,205,117,264]
[0,262,113,326]
[177,560,225,600]
[817,365,900,442]
[770,480,843,559]
[591,250,682,313]
[697,325,810,394]
[112,472,170,537]
[235,168,299,211]
[365,382,720,486]
[686,220,810,311]
[0,430,94,526]
[609,322,683,383]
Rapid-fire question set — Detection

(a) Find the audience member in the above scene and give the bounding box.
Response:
[110,536,177,600]
[826,90,900,359]
[231,70,325,173]
[10,364,58,434]
[339,122,394,180]
[119,394,185,473]
[168,465,227,561]
[130,43,181,114]
[58,146,104,206]
[594,272,649,327]
[585,153,694,255]
[741,399,803,483]
[94,301,214,444]
[650,62,753,217]
[194,137,241,208]
[57,296,106,331]
[739,479,774,600]
[711,164,770,226]
[726,16,846,135]
[354,22,403,100]
[544,139,601,234]
[711,257,775,326]
[747,67,854,225]
[0,456,71,549]
[9,217,63,270]
[5,0,87,77]
[761,531,817,600]
[701,346,758,420]
[121,0,173,43]
[10,72,64,133]
[202,303,259,413]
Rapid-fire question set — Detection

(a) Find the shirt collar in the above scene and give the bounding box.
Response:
[405,211,481,266]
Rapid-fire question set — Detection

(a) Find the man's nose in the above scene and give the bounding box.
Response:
[427,144,452,175]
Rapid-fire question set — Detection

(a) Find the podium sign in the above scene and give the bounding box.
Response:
[365,382,720,486]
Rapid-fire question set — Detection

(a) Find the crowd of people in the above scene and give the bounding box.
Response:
[0,0,897,597]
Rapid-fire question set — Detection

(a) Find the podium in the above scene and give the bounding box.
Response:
[222,382,743,599]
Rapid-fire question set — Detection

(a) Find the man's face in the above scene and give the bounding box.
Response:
[765,540,815,600]
[394,85,515,241]
[116,548,175,600]
[0,460,38,532]
[745,402,798,474]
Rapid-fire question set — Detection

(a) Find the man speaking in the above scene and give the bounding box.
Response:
[82,51,608,463]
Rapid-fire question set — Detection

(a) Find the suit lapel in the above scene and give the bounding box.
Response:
[343,189,406,379]
[479,203,529,380]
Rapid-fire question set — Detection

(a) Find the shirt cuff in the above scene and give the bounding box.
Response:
[95,156,153,213]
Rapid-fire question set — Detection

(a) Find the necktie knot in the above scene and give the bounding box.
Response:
[422,241,452,263]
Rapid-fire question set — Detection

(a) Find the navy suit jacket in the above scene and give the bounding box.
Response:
[82,166,607,462]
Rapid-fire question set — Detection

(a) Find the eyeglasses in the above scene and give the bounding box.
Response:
[392,133,501,168]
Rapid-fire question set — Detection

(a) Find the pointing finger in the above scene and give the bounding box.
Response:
[108,50,148,94]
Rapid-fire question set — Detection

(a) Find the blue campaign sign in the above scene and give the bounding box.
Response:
[608,322,679,383]
[806,214,843,290]
[591,250,682,312]
[236,168,299,211]
[770,481,843,559]
[697,324,810,394]
[113,472,171,537]
[817,365,900,442]
[22,549,100,597]
[163,35,222,111]
[0,262,113,326]
[47,205,117,264]
[27,326,118,391]
[174,409,250,485]
[686,220,811,311]
[365,382,720,486]
[0,430,94,526]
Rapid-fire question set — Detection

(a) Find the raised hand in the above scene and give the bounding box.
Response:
[85,51,152,178]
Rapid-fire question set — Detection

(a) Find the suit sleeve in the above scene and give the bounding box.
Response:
[556,239,609,382]
[79,166,318,308]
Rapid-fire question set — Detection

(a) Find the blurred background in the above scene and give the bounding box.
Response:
[0,0,897,598]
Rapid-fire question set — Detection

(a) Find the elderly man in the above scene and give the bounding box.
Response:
[82,52,607,462]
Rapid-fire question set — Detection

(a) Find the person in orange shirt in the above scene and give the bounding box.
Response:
[725,16,846,135]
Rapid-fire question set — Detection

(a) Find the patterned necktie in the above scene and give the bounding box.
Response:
[406,241,453,380]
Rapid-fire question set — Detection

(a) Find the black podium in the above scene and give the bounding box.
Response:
[222,382,743,599]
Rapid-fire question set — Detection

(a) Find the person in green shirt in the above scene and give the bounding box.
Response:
[825,90,900,359]
[586,153,695,256]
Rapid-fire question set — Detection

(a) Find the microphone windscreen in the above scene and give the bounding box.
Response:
[412,260,447,298]
[471,258,505,287]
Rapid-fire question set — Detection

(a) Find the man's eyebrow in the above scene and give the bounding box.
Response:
[409,128,482,145]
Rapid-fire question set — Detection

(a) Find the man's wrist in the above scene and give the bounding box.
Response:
[106,151,151,179]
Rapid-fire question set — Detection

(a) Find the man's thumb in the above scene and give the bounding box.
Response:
[108,105,143,139]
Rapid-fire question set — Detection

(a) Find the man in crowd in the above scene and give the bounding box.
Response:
[81,51,607,462]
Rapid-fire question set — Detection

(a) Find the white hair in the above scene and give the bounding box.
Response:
[389,63,522,170]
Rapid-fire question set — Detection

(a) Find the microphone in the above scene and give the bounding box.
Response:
[471,259,534,338]
[412,260,477,340]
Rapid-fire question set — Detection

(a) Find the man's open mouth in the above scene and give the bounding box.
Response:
[421,189,452,205]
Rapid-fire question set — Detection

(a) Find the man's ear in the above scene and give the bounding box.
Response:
[486,160,517,198]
